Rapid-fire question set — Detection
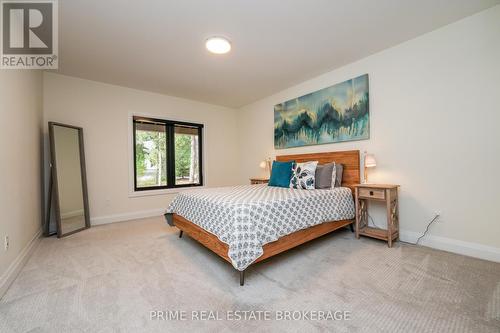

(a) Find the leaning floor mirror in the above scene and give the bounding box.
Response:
[47,122,90,237]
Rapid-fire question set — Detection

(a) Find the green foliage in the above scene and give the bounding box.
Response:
[135,130,167,186]
[135,143,146,176]
[175,134,192,178]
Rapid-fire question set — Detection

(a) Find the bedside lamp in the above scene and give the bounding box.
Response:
[260,158,272,177]
[364,153,377,183]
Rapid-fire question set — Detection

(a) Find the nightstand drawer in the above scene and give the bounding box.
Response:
[358,188,385,200]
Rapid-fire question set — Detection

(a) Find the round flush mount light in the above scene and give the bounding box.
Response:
[205,36,231,54]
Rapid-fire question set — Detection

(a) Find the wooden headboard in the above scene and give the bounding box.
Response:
[276,150,360,193]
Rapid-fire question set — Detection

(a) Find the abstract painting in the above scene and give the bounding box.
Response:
[274,74,369,149]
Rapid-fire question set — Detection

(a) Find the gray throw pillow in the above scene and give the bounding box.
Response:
[315,163,335,189]
[335,163,344,187]
[315,163,344,188]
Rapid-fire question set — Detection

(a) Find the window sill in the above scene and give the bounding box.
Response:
[128,186,206,198]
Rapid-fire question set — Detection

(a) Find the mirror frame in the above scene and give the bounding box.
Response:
[48,122,91,237]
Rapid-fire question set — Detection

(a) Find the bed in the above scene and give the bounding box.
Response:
[165,150,360,285]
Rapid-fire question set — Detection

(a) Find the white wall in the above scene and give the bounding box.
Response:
[0,71,43,287]
[43,73,240,224]
[237,6,500,255]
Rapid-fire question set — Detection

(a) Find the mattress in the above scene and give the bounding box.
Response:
[166,184,355,271]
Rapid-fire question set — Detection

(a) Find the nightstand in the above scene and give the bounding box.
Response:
[354,184,400,247]
[250,177,269,185]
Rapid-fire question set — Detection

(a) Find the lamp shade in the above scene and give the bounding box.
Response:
[259,161,267,169]
[364,154,377,168]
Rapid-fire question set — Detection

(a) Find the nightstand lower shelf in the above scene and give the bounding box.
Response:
[358,226,398,242]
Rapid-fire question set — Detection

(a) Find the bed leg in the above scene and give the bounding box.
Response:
[240,270,245,286]
[179,230,183,238]
[349,223,354,232]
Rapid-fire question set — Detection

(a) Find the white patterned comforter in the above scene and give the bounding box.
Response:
[166,184,355,271]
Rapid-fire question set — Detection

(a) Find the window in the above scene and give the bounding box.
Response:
[133,116,203,191]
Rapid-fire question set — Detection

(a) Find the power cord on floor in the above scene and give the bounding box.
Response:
[414,214,440,245]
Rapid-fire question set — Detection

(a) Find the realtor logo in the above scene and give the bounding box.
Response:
[1,0,58,69]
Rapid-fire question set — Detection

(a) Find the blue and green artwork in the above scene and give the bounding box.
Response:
[274,74,369,149]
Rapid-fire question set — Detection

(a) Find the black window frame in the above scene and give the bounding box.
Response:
[133,116,204,191]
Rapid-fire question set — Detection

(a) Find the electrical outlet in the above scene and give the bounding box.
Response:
[4,236,9,251]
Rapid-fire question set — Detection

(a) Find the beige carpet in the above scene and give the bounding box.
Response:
[0,217,499,332]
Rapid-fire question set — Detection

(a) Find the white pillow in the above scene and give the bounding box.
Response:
[290,161,318,190]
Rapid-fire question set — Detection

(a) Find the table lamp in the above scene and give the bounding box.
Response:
[364,152,377,183]
[260,158,272,177]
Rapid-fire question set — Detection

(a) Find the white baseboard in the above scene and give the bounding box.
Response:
[400,229,500,263]
[0,228,42,300]
[91,208,166,226]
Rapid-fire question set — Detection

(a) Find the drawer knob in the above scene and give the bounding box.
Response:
[369,191,374,196]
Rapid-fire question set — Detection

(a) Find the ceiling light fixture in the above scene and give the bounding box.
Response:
[205,36,231,54]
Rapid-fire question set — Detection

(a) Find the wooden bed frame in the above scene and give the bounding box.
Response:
[172,150,360,285]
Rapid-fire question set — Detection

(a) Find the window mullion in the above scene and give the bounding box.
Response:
[166,124,175,188]
[198,127,203,186]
